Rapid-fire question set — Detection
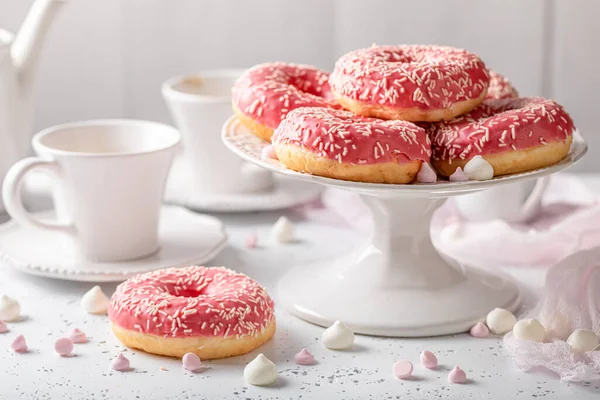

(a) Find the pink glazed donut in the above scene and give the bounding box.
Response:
[429,97,575,177]
[486,70,518,100]
[329,45,489,122]
[108,266,276,359]
[232,62,338,142]
[272,107,431,184]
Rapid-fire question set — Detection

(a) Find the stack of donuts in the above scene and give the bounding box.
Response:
[232,45,575,184]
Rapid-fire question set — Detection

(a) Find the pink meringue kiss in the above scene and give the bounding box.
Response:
[294,348,315,365]
[261,145,278,160]
[420,350,438,369]
[416,162,437,183]
[470,322,490,338]
[111,353,130,371]
[392,359,413,379]
[11,334,27,353]
[449,167,469,182]
[182,352,203,372]
[69,328,88,344]
[0,320,8,334]
[245,233,258,249]
[448,365,467,384]
[54,338,74,356]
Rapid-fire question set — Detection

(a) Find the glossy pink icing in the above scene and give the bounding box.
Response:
[108,266,275,339]
[429,97,575,163]
[330,45,489,110]
[487,70,518,100]
[273,107,431,165]
[294,348,315,365]
[232,62,338,130]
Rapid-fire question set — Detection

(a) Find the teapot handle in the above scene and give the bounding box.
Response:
[520,177,550,222]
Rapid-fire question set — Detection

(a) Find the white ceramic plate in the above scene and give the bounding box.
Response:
[0,206,227,282]
[222,116,588,197]
[164,157,322,212]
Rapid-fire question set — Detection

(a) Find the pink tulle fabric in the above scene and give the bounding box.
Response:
[503,247,600,382]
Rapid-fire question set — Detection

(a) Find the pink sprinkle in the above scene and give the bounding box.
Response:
[245,233,258,249]
[420,350,438,369]
[449,167,469,182]
[69,328,88,344]
[182,352,203,372]
[0,321,8,334]
[111,353,130,371]
[261,145,278,160]
[470,322,489,338]
[392,359,413,379]
[54,337,74,356]
[11,334,27,353]
[448,365,467,383]
[294,348,315,365]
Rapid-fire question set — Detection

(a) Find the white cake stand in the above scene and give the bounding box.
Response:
[222,116,588,337]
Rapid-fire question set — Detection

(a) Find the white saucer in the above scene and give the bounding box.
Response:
[165,159,322,212]
[0,206,227,282]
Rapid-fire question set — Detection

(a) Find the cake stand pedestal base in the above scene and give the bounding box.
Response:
[277,194,520,337]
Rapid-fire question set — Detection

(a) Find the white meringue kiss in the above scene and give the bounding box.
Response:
[81,286,109,315]
[513,319,546,342]
[322,320,355,350]
[486,308,517,335]
[271,216,294,243]
[0,294,21,321]
[567,329,600,353]
[464,156,494,181]
[243,354,277,386]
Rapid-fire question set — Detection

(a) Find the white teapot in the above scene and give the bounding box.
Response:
[0,0,67,212]
[453,177,550,223]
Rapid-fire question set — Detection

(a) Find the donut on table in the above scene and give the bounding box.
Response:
[487,70,518,100]
[272,107,431,184]
[232,62,338,142]
[428,97,574,177]
[108,266,275,359]
[329,45,489,122]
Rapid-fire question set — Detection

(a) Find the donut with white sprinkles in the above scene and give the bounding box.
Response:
[272,107,431,184]
[232,62,338,142]
[329,45,489,122]
[428,97,574,177]
[108,266,275,359]
[486,70,518,100]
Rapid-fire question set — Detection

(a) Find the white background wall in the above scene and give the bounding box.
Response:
[0,0,597,170]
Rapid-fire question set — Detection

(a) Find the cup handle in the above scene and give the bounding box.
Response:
[2,157,75,234]
[520,177,551,221]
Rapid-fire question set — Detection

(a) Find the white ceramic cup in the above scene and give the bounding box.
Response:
[162,70,273,195]
[453,177,550,223]
[2,119,181,262]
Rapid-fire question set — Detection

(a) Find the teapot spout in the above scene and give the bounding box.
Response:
[11,0,66,82]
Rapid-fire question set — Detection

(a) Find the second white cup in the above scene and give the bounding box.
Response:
[162,70,273,195]
[2,119,181,262]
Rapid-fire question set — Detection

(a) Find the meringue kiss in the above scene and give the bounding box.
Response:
[81,286,109,315]
[182,353,203,372]
[271,216,294,243]
[69,328,88,344]
[416,162,437,183]
[448,365,467,384]
[322,320,355,350]
[449,167,469,182]
[54,338,74,356]
[0,294,21,321]
[0,320,8,334]
[111,353,130,371]
[463,156,494,181]
[420,350,438,369]
[294,348,315,365]
[243,353,277,386]
[11,334,27,353]
[470,322,490,338]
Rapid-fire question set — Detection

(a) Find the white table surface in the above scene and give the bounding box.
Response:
[1,174,600,400]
